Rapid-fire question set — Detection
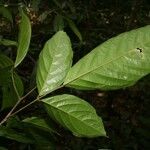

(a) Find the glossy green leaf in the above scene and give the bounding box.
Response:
[23,117,56,134]
[64,25,150,90]
[42,94,106,137]
[66,18,82,42]
[36,31,73,96]
[14,9,31,67]
[0,39,18,46]
[0,126,34,143]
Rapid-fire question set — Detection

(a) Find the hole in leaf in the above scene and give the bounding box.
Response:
[136,48,143,53]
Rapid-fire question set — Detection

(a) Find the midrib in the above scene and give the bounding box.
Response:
[64,48,143,85]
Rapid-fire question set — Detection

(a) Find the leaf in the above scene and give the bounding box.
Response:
[6,116,22,129]
[64,25,150,90]
[0,69,24,110]
[0,39,18,47]
[0,54,24,110]
[0,126,34,144]
[23,117,57,134]
[66,18,82,42]
[36,31,73,96]
[0,54,13,68]
[4,117,55,147]
[0,6,13,23]
[38,11,49,23]
[26,128,54,146]
[14,9,31,67]
[53,14,64,32]
[42,94,106,137]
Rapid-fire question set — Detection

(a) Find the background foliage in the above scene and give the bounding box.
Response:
[0,0,150,149]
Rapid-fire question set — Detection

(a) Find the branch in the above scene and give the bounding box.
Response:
[0,86,36,125]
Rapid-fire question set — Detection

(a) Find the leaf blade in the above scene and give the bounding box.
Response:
[14,9,31,67]
[0,54,24,110]
[53,14,64,32]
[66,18,82,42]
[23,117,57,134]
[0,126,34,144]
[42,94,106,137]
[0,39,18,46]
[0,6,13,23]
[36,31,73,96]
[64,25,150,90]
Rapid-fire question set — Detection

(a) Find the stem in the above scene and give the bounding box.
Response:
[0,81,64,125]
[10,97,39,116]
[0,86,36,125]
[11,85,64,116]
[11,69,20,99]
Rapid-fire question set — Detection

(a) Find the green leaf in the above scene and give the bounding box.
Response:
[14,9,31,67]
[38,11,49,23]
[26,128,54,146]
[0,39,18,47]
[53,14,64,32]
[0,6,13,23]
[23,117,57,134]
[0,69,24,110]
[64,25,150,90]
[0,54,13,68]
[5,117,55,147]
[66,18,82,42]
[0,126,34,144]
[42,94,106,137]
[0,54,24,110]
[36,31,73,96]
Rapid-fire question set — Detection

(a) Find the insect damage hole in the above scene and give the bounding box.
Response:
[136,47,144,59]
[136,48,143,53]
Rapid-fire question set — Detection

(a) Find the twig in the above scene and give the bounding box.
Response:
[0,86,36,125]
[9,85,64,117]
[10,97,39,116]
[12,70,20,99]
[0,79,65,125]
